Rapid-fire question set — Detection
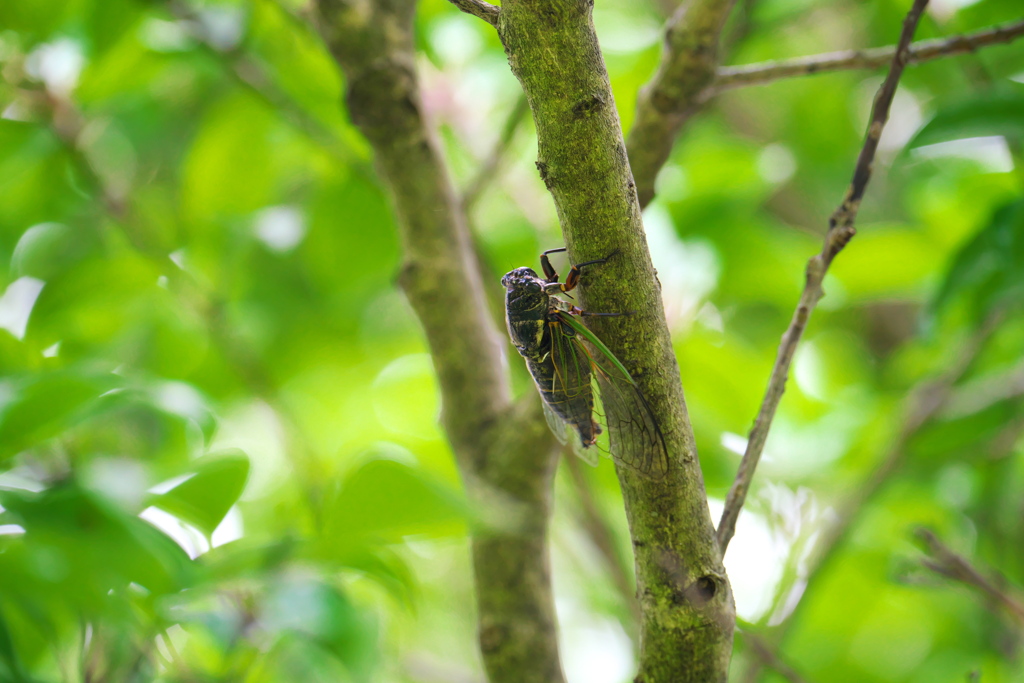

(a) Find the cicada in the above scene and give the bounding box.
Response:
[501,248,670,477]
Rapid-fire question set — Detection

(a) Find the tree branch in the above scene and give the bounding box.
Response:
[448,0,501,26]
[740,312,1003,682]
[739,629,811,683]
[565,455,641,627]
[462,94,530,212]
[314,2,565,682]
[626,0,737,208]
[709,18,1024,95]
[497,1,734,680]
[716,0,930,556]
[916,528,1024,626]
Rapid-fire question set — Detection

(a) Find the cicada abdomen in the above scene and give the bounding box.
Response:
[527,320,600,448]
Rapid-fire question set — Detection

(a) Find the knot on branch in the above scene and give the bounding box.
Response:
[535,160,554,189]
[572,93,606,118]
[479,621,508,655]
[830,223,857,252]
[657,549,725,608]
[804,254,826,284]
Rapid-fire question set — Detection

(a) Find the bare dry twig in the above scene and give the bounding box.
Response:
[736,312,1002,682]
[917,528,1024,625]
[740,629,811,683]
[449,0,501,26]
[716,0,932,555]
[564,454,641,626]
[708,18,1024,95]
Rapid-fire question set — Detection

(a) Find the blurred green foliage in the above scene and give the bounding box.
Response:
[0,0,1023,681]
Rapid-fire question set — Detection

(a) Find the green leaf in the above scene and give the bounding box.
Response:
[0,332,34,375]
[0,603,30,683]
[25,254,163,349]
[908,90,1024,149]
[0,484,195,608]
[324,458,468,543]
[0,370,120,462]
[11,222,99,281]
[149,450,250,537]
[928,198,1024,323]
[261,579,378,682]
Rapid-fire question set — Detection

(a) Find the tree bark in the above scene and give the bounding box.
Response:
[496,1,735,680]
[627,0,736,208]
[315,2,565,681]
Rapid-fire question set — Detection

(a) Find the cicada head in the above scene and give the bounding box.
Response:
[501,267,547,304]
[501,267,540,290]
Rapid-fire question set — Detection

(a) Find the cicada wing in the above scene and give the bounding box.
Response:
[594,364,670,478]
[539,393,600,467]
[555,312,670,479]
[541,399,570,445]
[543,318,601,465]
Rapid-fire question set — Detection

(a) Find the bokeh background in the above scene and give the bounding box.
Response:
[1,0,1023,680]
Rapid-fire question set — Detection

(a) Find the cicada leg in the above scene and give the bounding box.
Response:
[539,247,566,283]
[540,247,620,293]
[557,303,633,319]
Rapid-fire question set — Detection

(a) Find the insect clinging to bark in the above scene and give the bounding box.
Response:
[501,248,670,477]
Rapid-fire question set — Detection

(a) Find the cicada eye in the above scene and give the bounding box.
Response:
[527,281,542,293]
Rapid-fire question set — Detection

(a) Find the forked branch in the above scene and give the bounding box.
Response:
[917,528,1024,625]
[449,0,500,26]
[716,0,931,555]
[626,0,738,208]
[316,2,564,682]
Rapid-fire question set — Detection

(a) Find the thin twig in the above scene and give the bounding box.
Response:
[716,0,931,556]
[708,17,1024,95]
[564,454,641,626]
[447,0,500,26]
[626,0,738,208]
[462,94,530,211]
[917,528,1024,625]
[740,629,811,683]
[738,313,1002,682]
[808,310,1002,568]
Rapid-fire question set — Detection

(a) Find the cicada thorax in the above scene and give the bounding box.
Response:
[502,268,550,357]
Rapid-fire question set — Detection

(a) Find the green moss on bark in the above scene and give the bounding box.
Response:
[317,2,566,682]
[497,1,735,679]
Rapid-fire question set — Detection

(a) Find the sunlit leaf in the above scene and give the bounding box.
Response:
[149,449,250,537]
[908,90,1024,149]
[928,198,1024,324]
[0,484,195,608]
[325,458,469,543]
[0,370,120,462]
[11,222,99,281]
[25,254,163,349]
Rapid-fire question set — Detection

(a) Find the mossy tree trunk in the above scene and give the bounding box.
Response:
[497,1,735,680]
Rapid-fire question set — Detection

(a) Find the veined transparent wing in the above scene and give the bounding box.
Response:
[540,400,600,466]
[554,311,671,478]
